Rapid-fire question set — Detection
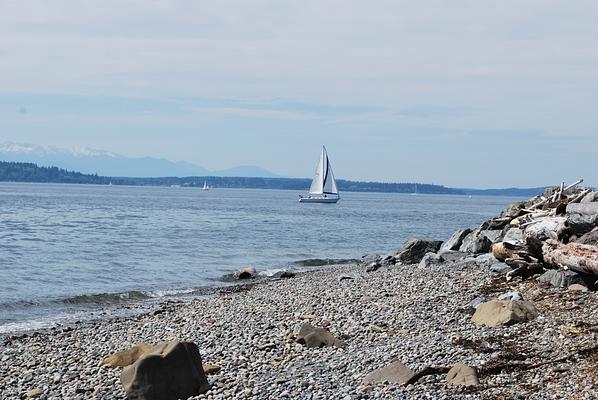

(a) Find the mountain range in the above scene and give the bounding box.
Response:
[0,143,279,178]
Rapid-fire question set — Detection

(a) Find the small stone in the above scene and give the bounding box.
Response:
[568,283,589,292]
[498,291,523,301]
[296,323,344,348]
[26,388,44,398]
[446,363,479,386]
[203,363,222,374]
[363,360,415,385]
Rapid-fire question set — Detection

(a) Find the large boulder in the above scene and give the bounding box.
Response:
[440,229,472,252]
[102,343,156,367]
[581,191,598,204]
[524,217,567,241]
[503,228,524,243]
[121,341,210,400]
[446,363,479,386]
[501,201,526,218]
[566,213,598,235]
[418,252,445,268]
[363,360,415,385]
[566,202,598,216]
[395,238,443,264]
[460,231,493,254]
[296,323,344,348]
[574,229,598,246]
[539,270,581,288]
[471,300,539,327]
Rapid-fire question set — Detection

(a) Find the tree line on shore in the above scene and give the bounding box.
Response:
[0,160,545,196]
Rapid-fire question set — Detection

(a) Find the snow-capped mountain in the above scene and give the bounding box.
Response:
[0,142,278,178]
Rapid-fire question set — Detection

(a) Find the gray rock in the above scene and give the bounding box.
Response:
[338,275,355,282]
[475,253,498,267]
[498,291,523,301]
[440,229,472,252]
[490,263,512,274]
[566,213,598,235]
[296,323,344,348]
[568,283,589,292]
[580,191,598,203]
[437,250,469,262]
[539,270,581,288]
[525,217,566,241]
[574,229,598,246]
[466,296,489,310]
[566,202,598,216]
[446,362,479,386]
[460,231,492,254]
[272,270,296,279]
[502,201,526,218]
[418,252,445,268]
[121,341,210,400]
[363,360,415,385]
[472,300,539,327]
[503,228,524,243]
[395,238,443,264]
[364,262,382,273]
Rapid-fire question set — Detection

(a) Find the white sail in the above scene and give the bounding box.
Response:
[308,146,338,196]
[308,148,325,194]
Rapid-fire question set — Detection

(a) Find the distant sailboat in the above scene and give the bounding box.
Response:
[202,181,211,191]
[299,146,340,203]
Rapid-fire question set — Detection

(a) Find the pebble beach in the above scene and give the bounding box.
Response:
[1,255,596,399]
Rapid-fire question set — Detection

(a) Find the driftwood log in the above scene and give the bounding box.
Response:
[542,239,598,275]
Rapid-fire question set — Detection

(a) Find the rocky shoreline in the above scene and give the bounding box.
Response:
[1,188,597,399]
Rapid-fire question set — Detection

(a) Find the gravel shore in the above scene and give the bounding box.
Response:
[1,255,596,400]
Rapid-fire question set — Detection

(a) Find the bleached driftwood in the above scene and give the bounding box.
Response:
[542,239,598,275]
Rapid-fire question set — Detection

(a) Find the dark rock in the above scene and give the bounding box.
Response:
[296,323,344,348]
[574,229,598,246]
[440,229,472,252]
[338,275,355,282]
[460,231,492,254]
[539,270,581,288]
[121,341,210,400]
[446,363,479,386]
[482,218,511,231]
[418,252,444,268]
[566,213,598,235]
[490,263,512,274]
[272,270,296,279]
[363,360,415,385]
[233,267,256,280]
[395,238,443,264]
[364,262,382,272]
[437,250,469,262]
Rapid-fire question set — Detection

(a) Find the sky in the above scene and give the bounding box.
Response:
[1,0,597,188]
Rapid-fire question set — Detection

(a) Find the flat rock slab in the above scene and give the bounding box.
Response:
[363,360,415,385]
[446,362,479,386]
[102,343,156,368]
[441,229,472,252]
[539,270,581,288]
[296,323,344,348]
[472,300,539,327]
[121,341,210,400]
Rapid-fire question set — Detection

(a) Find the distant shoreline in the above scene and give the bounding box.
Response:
[0,160,546,197]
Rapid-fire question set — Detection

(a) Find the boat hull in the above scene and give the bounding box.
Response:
[298,196,339,204]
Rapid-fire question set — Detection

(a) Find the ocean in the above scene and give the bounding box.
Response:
[0,183,521,334]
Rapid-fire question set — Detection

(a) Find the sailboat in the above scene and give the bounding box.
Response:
[202,181,211,191]
[299,146,340,203]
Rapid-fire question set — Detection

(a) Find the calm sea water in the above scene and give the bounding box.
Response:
[0,183,521,334]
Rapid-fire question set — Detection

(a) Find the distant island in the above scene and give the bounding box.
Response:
[0,160,547,197]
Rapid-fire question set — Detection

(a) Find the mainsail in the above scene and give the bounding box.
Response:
[309,146,338,195]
